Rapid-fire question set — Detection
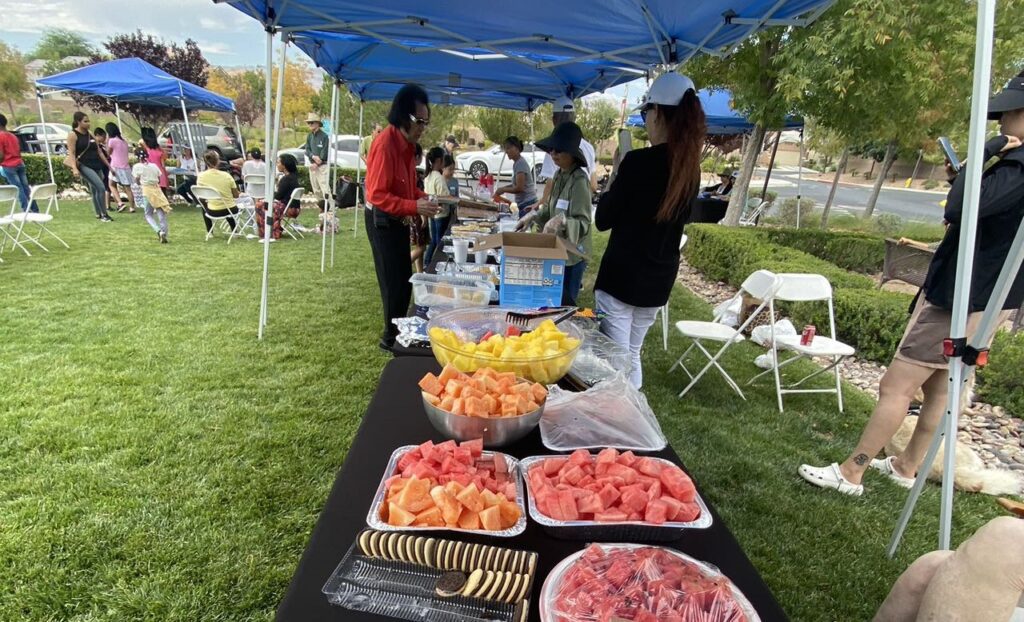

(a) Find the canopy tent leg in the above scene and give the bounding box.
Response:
[258,29,275,340]
[179,96,201,173]
[322,79,338,273]
[888,0,997,554]
[233,113,246,156]
[331,82,340,267]
[354,100,364,238]
[796,129,804,228]
[271,37,288,163]
[115,102,123,133]
[35,91,56,187]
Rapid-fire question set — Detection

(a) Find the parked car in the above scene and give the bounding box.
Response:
[455,143,545,180]
[159,123,241,160]
[13,123,71,154]
[279,134,366,170]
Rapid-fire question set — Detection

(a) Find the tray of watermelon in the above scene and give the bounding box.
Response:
[521,449,711,541]
[539,543,759,622]
[367,440,528,537]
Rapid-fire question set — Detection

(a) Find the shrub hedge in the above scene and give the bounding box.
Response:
[760,228,886,274]
[977,330,1024,419]
[683,224,912,363]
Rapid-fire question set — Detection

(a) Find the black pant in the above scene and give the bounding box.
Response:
[202,207,239,233]
[177,176,197,203]
[365,208,412,343]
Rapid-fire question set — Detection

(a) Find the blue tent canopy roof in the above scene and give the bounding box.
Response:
[626,89,802,134]
[36,58,235,113]
[293,31,641,110]
[222,0,835,70]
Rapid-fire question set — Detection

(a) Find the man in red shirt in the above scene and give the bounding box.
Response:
[0,114,38,213]
[365,84,439,351]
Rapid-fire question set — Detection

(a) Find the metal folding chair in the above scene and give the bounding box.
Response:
[739,197,770,227]
[0,185,26,259]
[670,270,782,399]
[191,185,242,243]
[747,273,856,412]
[279,188,306,239]
[6,183,67,254]
[656,233,688,350]
[239,174,265,237]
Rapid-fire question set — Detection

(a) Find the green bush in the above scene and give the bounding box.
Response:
[761,228,886,274]
[598,156,614,166]
[0,154,77,192]
[296,166,361,192]
[749,188,778,204]
[923,179,940,190]
[776,197,817,228]
[977,330,1024,419]
[684,224,912,362]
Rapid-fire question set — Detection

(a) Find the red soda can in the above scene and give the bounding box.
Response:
[801,324,816,346]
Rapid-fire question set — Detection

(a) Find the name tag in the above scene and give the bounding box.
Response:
[555,199,569,212]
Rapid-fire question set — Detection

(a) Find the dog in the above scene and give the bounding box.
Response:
[885,415,1023,496]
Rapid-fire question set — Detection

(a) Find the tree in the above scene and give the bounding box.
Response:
[72,31,211,128]
[475,108,533,145]
[206,68,262,126]
[28,29,97,61]
[575,98,619,151]
[0,43,29,119]
[271,61,317,129]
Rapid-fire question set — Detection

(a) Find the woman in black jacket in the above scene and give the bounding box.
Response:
[800,75,1024,497]
[593,73,706,388]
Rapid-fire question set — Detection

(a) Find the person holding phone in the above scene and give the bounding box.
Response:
[799,72,1024,497]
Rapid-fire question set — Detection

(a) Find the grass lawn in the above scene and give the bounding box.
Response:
[0,201,1004,621]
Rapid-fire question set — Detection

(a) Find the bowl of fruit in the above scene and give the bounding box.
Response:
[426,307,584,384]
[419,365,548,447]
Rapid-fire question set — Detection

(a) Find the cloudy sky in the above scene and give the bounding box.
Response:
[2,0,643,103]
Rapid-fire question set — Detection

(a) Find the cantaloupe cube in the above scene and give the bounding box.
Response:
[445,380,464,398]
[396,477,434,513]
[476,367,498,379]
[515,395,533,415]
[496,371,517,384]
[478,505,502,531]
[480,488,501,507]
[414,506,444,527]
[451,398,465,416]
[388,502,416,527]
[430,486,463,526]
[439,395,456,412]
[498,500,521,528]
[423,392,441,406]
[438,364,462,385]
[457,509,480,530]
[500,403,518,417]
[464,397,487,418]
[456,483,485,513]
[530,383,548,403]
[418,373,444,396]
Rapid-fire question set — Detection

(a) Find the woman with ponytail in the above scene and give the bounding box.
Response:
[593,73,706,388]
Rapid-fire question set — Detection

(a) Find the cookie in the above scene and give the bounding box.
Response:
[435,571,467,598]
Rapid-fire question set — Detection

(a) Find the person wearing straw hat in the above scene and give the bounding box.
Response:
[798,72,1024,497]
[304,112,331,214]
[518,121,592,306]
[702,168,735,199]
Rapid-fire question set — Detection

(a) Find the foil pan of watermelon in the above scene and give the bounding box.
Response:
[367,442,528,538]
[520,450,711,541]
[539,543,760,622]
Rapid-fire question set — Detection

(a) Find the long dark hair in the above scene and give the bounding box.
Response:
[141,127,159,150]
[425,146,446,171]
[105,122,122,140]
[655,90,706,223]
[72,111,87,130]
[278,153,298,174]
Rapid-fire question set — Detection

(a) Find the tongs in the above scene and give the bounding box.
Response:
[504,306,577,329]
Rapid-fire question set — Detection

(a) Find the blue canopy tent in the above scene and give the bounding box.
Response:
[34,58,238,184]
[625,89,803,134]
[217,0,838,340]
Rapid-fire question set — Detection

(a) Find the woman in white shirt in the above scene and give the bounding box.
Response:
[175,147,198,205]
[240,148,268,196]
[423,146,450,264]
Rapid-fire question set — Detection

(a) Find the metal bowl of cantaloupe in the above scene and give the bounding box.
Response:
[426,307,584,384]
[422,394,544,448]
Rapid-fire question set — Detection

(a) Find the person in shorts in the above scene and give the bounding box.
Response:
[798,74,1024,496]
[105,123,134,212]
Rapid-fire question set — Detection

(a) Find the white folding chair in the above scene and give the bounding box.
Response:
[656,233,688,350]
[747,273,856,412]
[191,185,242,243]
[239,174,265,237]
[739,197,769,227]
[670,270,782,399]
[0,185,25,259]
[6,183,67,254]
[279,188,305,239]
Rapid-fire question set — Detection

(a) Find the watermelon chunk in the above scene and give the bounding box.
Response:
[556,489,579,521]
[616,450,638,467]
[576,491,603,514]
[560,465,585,486]
[543,457,569,476]
[606,463,638,484]
[620,486,648,513]
[635,457,664,477]
[459,438,483,457]
[595,447,619,464]
[597,484,621,509]
[660,495,684,521]
[676,501,701,522]
[568,449,591,467]
[644,498,669,525]
[660,466,696,502]
[593,509,629,522]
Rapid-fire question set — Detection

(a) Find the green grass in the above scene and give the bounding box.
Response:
[0,203,1003,621]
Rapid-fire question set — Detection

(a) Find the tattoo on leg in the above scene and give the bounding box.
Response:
[853,453,870,466]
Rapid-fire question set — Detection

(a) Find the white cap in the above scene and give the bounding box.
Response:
[634,73,696,110]
[553,96,575,113]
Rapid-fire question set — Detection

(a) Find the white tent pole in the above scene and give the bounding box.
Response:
[233,113,246,156]
[888,0,997,554]
[115,102,123,133]
[322,79,337,273]
[35,91,56,186]
[258,29,274,340]
[271,38,288,163]
[354,100,364,238]
[330,81,340,267]
[179,95,201,173]
[796,129,804,228]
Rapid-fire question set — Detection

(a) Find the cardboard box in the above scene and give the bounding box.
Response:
[474,233,585,307]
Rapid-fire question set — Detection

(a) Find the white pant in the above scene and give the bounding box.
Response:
[595,289,660,389]
[309,164,331,202]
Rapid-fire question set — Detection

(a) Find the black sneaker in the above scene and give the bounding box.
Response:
[160,233,168,244]
[101,216,114,222]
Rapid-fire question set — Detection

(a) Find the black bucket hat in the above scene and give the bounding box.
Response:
[536,122,586,167]
[988,72,1024,120]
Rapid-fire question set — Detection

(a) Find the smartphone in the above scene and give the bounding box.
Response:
[938,137,961,172]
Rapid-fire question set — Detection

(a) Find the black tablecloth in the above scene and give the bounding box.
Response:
[275,357,789,622]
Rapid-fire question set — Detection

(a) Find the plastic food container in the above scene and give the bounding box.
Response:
[410,273,494,308]
[539,543,760,622]
[519,455,712,541]
[427,307,584,384]
[366,445,528,538]
[422,390,543,448]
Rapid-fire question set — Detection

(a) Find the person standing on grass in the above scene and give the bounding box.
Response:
[105,123,134,213]
[423,146,449,265]
[304,113,331,214]
[93,127,114,214]
[410,143,429,273]
[66,112,113,221]
[537,97,597,204]
[492,136,538,214]
[0,113,39,213]
[593,73,705,389]
[364,84,439,351]
[799,74,1024,497]
[360,123,382,161]
[140,127,168,197]
[133,148,170,243]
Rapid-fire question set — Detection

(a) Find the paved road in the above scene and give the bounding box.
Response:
[756,167,945,222]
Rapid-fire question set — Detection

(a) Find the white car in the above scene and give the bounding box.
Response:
[456,143,545,181]
[13,123,72,154]
[280,134,365,170]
